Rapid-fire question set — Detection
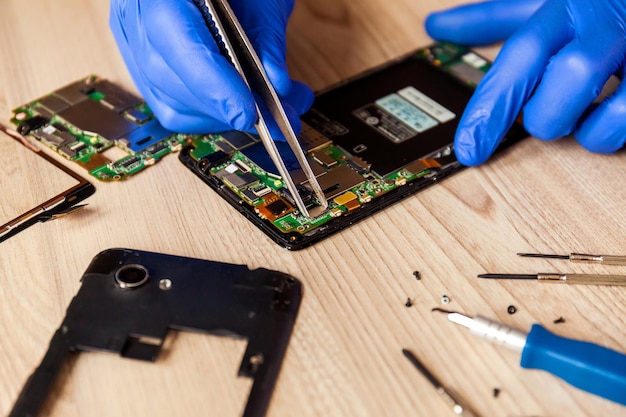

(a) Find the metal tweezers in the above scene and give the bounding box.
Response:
[194,0,327,217]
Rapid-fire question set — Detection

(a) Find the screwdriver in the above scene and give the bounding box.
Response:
[517,252,626,266]
[402,348,481,417]
[476,272,626,286]
[432,308,626,405]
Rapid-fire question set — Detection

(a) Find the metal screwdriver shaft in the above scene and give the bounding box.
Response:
[476,273,626,286]
[402,349,481,417]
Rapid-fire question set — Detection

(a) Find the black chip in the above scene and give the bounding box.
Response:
[281,185,314,207]
[118,156,141,168]
[17,115,49,135]
[221,131,257,149]
[148,142,169,155]
[252,187,271,197]
[223,172,259,189]
[58,146,77,159]
[215,140,234,153]
[33,106,53,119]
[70,142,88,153]
[57,99,137,140]
[241,189,259,202]
[125,107,151,124]
[38,95,70,114]
[53,80,89,105]
[122,120,174,152]
[266,199,290,216]
[57,131,76,143]
[237,172,258,186]
[35,131,66,146]
[199,151,230,173]
[95,79,142,112]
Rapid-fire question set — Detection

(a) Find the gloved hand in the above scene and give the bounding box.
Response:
[109,0,314,135]
[426,0,626,166]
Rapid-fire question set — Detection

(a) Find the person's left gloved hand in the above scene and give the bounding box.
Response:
[109,0,314,135]
[426,0,626,166]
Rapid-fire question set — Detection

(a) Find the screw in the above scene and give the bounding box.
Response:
[159,279,173,290]
[507,305,517,314]
[249,354,264,372]
[441,295,450,304]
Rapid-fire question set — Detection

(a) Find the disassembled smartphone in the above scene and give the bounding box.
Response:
[0,124,95,242]
[9,43,527,249]
[179,42,528,249]
[11,75,184,181]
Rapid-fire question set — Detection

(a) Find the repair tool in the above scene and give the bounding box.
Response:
[476,272,626,286]
[517,252,626,266]
[193,0,327,217]
[402,349,481,417]
[432,308,626,405]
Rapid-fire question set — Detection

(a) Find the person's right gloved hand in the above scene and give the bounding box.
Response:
[109,0,314,135]
[426,0,544,46]
[426,0,626,166]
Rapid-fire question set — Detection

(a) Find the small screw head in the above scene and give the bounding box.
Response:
[249,353,264,372]
[250,354,264,366]
[441,295,450,304]
[159,279,173,290]
[507,305,517,314]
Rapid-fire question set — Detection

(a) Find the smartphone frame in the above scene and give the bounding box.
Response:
[0,128,95,242]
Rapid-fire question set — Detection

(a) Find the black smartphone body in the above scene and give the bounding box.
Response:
[179,43,528,250]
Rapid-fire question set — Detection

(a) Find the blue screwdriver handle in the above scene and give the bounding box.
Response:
[521,324,626,405]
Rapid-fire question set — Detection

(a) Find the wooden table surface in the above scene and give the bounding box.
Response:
[1,1,625,416]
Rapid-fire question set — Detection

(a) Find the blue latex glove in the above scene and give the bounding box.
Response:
[426,0,544,46]
[109,0,314,135]
[426,0,626,166]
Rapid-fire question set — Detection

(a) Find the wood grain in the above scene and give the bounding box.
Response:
[0,1,625,416]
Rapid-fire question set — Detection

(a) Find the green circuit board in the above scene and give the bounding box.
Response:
[186,130,442,234]
[9,43,505,247]
[11,75,186,181]
[181,42,497,241]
